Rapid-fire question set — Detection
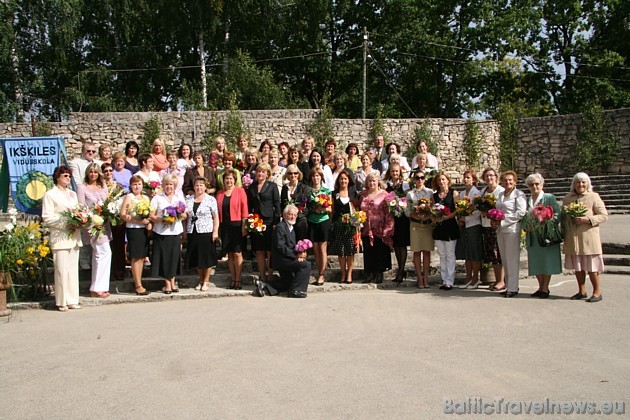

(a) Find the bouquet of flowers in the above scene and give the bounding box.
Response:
[246,213,266,235]
[311,193,332,212]
[564,201,587,218]
[242,173,253,188]
[432,203,451,222]
[413,197,433,216]
[62,204,91,237]
[128,198,153,220]
[341,210,367,231]
[284,194,309,213]
[473,194,496,212]
[487,208,505,221]
[162,201,186,224]
[385,191,407,217]
[455,196,474,217]
[236,157,247,170]
[522,204,562,247]
[88,212,106,238]
[99,184,126,226]
[295,239,313,253]
[143,180,162,197]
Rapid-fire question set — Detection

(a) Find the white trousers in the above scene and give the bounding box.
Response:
[435,239,457,285]
[53,246,80,307]
[497,232,521,293]
[90,241,112,292]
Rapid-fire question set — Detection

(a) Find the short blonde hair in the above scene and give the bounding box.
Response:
[256,163,272,178]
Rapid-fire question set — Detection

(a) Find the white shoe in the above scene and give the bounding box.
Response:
[459,281,473,289]
[465,283,479,289]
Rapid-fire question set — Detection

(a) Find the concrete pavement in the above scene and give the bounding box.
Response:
[1,273,629,419]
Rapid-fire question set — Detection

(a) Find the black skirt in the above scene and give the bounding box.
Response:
[151,233,181,279]
[309,218,332,243]
[251,223,274,252]
[126,228,149,259]
[221,221,243,253]
[186,231,218,269]
[393,214,411,247]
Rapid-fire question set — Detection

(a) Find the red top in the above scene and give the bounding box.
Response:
[216,187,249,222]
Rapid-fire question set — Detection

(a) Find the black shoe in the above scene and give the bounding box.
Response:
[287,290,307,298]
[531,290,543,297]
[443,285,453,291]
[538,291,550,299]
[586,295,602,302]
[439,285,447,290]
[504,291,519,298]
[374,273,383,284]
[499,290,508,296]
[253,280,265,297]
[570,292,588,300]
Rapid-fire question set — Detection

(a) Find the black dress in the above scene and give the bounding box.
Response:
[328,191,358,256]
[247,180,280,252]
[386,183,411,247]
[220,195,243,253]
[432,190,460,241]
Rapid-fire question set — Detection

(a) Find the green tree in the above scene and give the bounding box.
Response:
[575,102,620,174]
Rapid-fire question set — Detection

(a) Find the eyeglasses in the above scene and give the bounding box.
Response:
[288,172,299,175]
[414,176,425,180]
[85,150,96,154]
[103,169,113,173]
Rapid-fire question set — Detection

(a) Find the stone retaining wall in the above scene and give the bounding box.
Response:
[1,108,628,179]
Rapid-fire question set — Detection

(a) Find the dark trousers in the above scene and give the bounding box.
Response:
[266,260,311,295]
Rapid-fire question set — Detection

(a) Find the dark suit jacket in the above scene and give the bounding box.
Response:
[183,165,217,196]
[270,221,297,270]
[247,180,280,224]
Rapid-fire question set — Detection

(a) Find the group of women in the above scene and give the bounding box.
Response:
[42,135,608,311]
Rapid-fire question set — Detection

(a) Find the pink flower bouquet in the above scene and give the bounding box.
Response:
[487,208,505,221]
[295,239,313,252]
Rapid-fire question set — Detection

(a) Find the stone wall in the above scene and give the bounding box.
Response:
[516,108,630,178]
[1,108,628,179]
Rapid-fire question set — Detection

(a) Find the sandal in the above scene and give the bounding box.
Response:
[67,304,82,310]
[195,283,202,291]
[58,306,69,312]
[201,283,210,291]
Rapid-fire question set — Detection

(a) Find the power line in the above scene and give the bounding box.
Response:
[367,47,418,118]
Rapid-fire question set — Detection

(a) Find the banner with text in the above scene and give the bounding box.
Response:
[0,136,67,214]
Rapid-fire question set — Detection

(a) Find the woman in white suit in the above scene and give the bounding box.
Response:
[42,166,83,312]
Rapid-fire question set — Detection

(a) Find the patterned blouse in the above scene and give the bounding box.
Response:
[185,193,218,234]
[358,189,395,248]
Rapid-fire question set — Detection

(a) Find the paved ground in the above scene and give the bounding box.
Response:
[2,273,629,419]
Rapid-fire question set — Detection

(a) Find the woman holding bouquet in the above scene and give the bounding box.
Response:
[78,162,112,298]
[120,175,152,295]
[247,163,281,283]
[102,161,127,282]
[136,153,162,196]
[455,170,483,289]
[149,174,188,293]
[243,148,259,189]
[307,168,333,286]
[280,164,310,241]
[358,173,394,283]
[384,163,411,284]
[479,168,505,291]
[42,166,83,311]
[217,170,249,289]
[405,172,434,288]
[432,172,460,290]
[562,172,608,302]
[329,171,359,284]
[494,171,527,298]
[185,177,219,291]
[522,173,562,298]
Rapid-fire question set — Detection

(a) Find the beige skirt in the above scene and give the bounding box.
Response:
[410,222,434,252]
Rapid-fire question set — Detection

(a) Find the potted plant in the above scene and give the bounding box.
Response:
[0,209,51,316]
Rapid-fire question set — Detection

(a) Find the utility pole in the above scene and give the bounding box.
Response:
[362,27,368,119]
[199,27,207,109]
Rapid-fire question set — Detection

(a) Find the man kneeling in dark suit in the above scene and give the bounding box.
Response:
[253,204,311,298]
